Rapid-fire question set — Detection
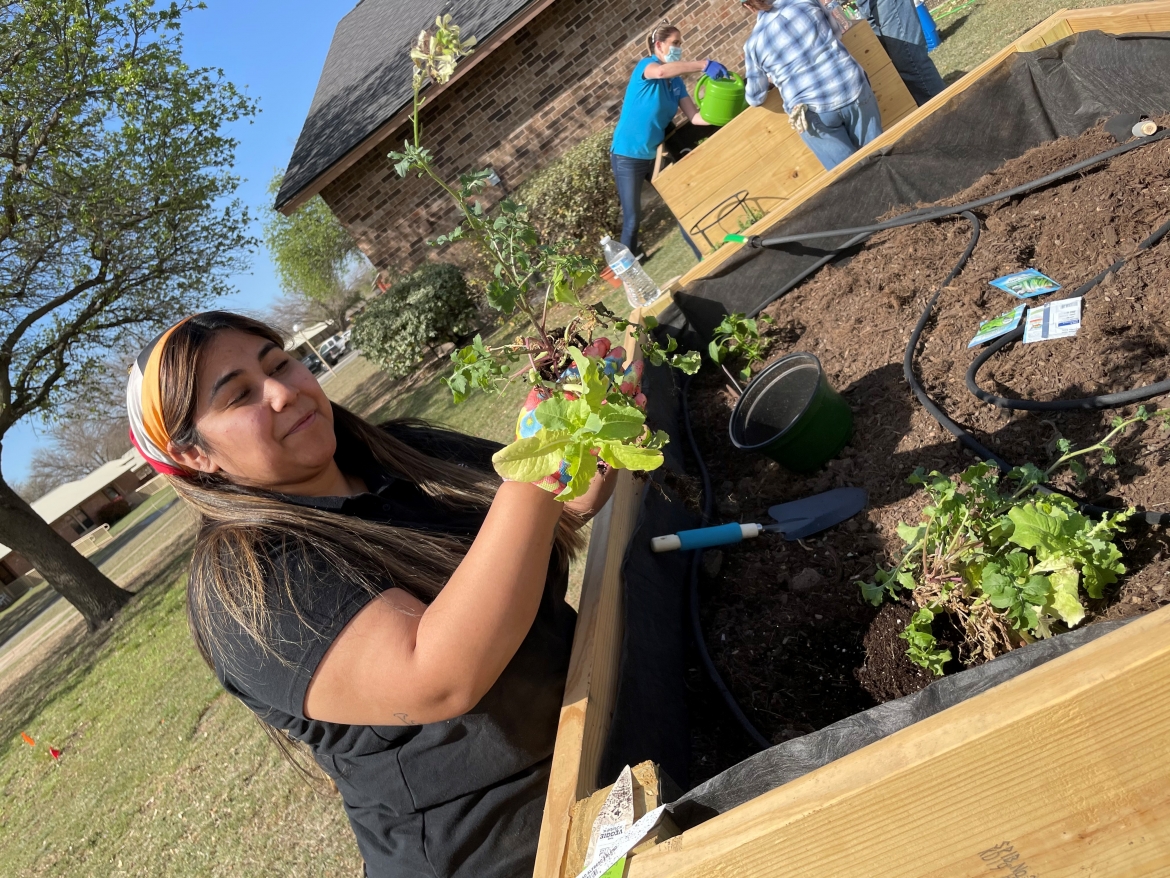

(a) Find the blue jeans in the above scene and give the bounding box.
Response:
[610,152,702,259]
[879,36,946,106]
[798,84,883,171]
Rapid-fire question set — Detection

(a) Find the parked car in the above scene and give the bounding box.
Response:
[318,334,347,365]
[301,352,325,374]
[340,328,352,347]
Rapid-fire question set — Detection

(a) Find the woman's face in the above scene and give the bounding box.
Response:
[169,329,338,491]
[655,32,682,62]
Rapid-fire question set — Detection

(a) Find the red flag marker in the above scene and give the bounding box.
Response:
[21,732,35,747]
[49,747,61,761]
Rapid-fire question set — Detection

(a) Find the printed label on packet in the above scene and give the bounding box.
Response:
[990,268,1061,299]
[1023,297,1082,343]
[574,806,667,878]
[968,305,1025,348]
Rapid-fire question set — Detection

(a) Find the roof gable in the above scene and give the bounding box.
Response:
[276,0,536,212]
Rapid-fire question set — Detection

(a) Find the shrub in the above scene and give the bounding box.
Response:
[95,498,131,526]
[352,263,477,378]
[517,127,621,254]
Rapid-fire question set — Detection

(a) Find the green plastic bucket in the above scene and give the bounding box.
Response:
[728,352,853,472]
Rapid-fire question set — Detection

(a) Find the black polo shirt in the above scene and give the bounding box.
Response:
[196,423,576,878]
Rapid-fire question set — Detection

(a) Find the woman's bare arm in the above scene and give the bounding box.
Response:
[304,479,570,726]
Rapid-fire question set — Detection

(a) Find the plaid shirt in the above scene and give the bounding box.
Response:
[744,0,866,114]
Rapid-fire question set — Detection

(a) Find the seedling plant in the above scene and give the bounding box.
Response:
[390,17,700,501]
[860,408,1168,675]
[708,312,772,383]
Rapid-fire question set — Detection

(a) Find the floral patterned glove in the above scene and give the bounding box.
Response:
[514,338,645,494]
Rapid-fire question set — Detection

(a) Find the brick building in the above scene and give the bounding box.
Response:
[275,0,757,269]
[0,449,156,587]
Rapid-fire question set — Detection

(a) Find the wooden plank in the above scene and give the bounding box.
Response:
[653,20,914,255]
[673,11,1059,286]
[532,320,647,878]
[627,605,1170,878]
[1064,0,1170,35]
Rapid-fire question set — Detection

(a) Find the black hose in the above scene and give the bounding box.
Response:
[748,128,1170,251]
[966,214,1170,411]
[681,373,772,751]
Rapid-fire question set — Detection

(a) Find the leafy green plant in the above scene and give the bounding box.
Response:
[517,127,621,256]
[388,17,699,501]
[708,313,772,382]
[860,409,1167,674]
[351,263,477,378]
[736,204,766,233]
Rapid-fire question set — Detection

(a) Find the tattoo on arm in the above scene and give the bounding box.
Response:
[394,712,421,726]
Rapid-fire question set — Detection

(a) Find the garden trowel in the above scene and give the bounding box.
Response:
[650,487,867,553]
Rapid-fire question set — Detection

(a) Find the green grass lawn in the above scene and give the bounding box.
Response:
[0,558,362,877]
[927,0,1132,81]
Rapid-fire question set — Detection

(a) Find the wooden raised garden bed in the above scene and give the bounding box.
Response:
[650,20,916,255]
[535,5,1170,877]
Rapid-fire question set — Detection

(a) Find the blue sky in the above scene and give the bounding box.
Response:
[2,0,357,486]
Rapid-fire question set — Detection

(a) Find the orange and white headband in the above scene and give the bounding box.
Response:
[126,317,191,476]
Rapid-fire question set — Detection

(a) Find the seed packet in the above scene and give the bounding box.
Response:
[968,305,1025,348]
[1023,297,1082,344]
[989,268,1062,298]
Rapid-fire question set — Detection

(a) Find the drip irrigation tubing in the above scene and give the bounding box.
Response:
[681,373,773,751]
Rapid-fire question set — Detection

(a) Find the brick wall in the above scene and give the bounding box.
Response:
[319,0,757,271]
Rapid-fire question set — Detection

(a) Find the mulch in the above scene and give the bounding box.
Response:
[684,119,1170,783]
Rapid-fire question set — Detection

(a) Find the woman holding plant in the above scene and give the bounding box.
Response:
[126,312,626,877]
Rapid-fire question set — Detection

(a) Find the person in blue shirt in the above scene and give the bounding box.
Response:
[611,21,729,259]
[741,0,882,171]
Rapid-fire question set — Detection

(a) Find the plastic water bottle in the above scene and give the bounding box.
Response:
[601,236,662,309]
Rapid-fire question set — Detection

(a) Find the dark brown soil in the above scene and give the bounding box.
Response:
[686,120,1170,783]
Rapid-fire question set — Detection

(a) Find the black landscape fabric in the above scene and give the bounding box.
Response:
[669,30,1170,341]
[600,30,1170,814]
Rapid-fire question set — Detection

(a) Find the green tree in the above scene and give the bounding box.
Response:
[264,171,364,329]
[0,0,256,630]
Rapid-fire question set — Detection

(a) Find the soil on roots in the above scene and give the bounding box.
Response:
[686,120,1170,783]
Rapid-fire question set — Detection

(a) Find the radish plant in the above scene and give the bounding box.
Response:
[389,17,699,500]
[860,408,1167,674]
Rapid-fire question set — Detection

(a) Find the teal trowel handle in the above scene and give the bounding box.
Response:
[651,523,764,553]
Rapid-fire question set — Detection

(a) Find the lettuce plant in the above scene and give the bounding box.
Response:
[389,17,698,501]
[861,408,1166,674]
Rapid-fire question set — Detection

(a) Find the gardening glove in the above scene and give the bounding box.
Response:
[703,59,731,80]
[787,103,810,134]
[513,338,645,495]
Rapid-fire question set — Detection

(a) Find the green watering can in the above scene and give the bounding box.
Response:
[694,72,748,126]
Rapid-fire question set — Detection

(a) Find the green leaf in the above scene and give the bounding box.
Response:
[642,315,659,330]
[859,580,886,606]
[492,431,572,482]
[1048,567,1085,626]
[708,340,726,364]
[897,522,925,548]
[597,441,664,472]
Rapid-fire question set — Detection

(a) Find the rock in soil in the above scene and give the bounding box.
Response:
[685,118,1170,784]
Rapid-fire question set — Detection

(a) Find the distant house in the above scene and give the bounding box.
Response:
[275,0,753,271]
[0,448,157,587]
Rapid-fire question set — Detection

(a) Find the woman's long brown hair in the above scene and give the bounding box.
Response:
[158,313,583,785]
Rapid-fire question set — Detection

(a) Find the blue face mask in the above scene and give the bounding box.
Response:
[665,46,682,63]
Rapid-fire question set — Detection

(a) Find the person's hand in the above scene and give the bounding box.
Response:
[703,59,731,80]
[563,461,620,523]
[513,338,646,495]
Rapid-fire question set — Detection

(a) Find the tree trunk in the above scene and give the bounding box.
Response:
[0,476,133,631]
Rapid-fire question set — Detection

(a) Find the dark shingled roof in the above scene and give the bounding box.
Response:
[275,0,535,210]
